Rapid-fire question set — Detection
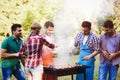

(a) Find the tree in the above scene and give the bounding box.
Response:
[0,0,60,41]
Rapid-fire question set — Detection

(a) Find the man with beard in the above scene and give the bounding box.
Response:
[98,20,120,80]
[1,24,26,80]
[70,21,99,80]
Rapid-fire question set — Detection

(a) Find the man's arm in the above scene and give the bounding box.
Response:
[1,38,18,58]
[108,50,120,61]
[99,35,110,60]
[69,46,77,55]
[69,32,81,55]
[99,48,110,60]
[1,49,18,58]
[42,37,56,49]
[19,42,26,67]
[83,35,99,60]
[90,51,99,57]
[83,51,99,60]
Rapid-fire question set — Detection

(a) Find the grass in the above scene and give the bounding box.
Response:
[0,55,120,80]
[57,55,120,80]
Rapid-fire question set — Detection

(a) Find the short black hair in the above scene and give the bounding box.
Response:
[81,21,91,29]
[44,21,54,28]
[11,24,22,34]
[103,20,114,28]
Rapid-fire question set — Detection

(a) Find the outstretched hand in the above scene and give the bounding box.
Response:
[68,51,73,56]
[55,44,58,48]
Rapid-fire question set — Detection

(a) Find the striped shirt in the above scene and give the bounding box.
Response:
[19,34,55,68]
[74,32,99,51]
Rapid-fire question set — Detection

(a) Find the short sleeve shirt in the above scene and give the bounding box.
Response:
[1,35,23,69]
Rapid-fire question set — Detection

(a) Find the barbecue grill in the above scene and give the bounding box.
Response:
[43,64,90,80]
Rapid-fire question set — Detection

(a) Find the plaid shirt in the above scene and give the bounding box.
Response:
[74,32,99,51]
[19,34,55,68]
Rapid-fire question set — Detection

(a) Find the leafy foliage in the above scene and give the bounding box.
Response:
[94,0,120,35]
[0,0,60,39]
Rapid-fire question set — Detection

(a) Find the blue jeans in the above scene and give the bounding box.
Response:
[2,68,26,80]
[76,63,94,80]
[98,61,119,80]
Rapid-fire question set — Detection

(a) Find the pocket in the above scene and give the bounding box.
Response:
[115,64,119,68]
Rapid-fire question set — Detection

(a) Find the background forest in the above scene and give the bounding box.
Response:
[0,0,120,80]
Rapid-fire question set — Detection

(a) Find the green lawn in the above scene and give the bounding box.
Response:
[0,55,120,80]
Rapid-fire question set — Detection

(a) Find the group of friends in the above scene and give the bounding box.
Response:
[0,20,120,80]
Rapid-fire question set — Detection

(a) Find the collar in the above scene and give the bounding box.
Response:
[104,32,117,37]
[11,35,21,41]
[81,31,92,36]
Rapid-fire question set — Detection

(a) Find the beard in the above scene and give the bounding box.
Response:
[106,31,115,37]
[16,33,22,38]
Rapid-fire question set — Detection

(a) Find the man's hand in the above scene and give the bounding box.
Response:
[100,48,109,59]
[1,48,19,58]
[55,44,58,48]
[68,46,76,56]
[107,53,116,61]
[82,51,99,60]
[101,50,110,60]
[20,57,26,67]
[14,53,19,57]
[69,51,73,56]
[82,55,91,60]
[102,51,116,61]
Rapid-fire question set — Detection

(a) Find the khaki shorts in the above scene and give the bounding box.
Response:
[25,65,43,74]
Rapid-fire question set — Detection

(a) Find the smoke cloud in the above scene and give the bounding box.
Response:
[53,0,115,65]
